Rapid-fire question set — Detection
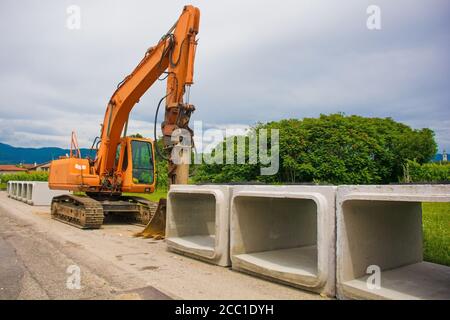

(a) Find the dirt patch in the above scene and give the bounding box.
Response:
[141,266,159,271]
[63,240,83,248]
[32,211,50,219]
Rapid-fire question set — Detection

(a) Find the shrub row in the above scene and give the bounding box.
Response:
[0,171,49,184]
[403,160,450,183]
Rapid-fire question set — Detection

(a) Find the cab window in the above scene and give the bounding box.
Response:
[131,140,154,184]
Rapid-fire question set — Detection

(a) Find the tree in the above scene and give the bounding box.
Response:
[193,114,437,184]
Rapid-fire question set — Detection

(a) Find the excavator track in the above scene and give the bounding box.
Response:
[121,196,159,225]
[51,194,160,229]
[51,194,104,229]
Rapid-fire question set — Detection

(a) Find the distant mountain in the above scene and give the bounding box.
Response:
[0,142,94,165]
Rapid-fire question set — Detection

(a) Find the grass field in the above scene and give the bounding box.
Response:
[422,202,450,266]
[124,188,168,202]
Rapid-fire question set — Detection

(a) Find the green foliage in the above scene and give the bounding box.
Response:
[422,202,450,266]
[125,189,168,202]
[193,114,437,184]
[0,171,49,184]
[403,160,450,183]
[154,138,169,190]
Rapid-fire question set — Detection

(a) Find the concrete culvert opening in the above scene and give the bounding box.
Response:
[232,196,318,279]
[341,200,450,300]
[11,183,17,197]
[18,183,23,200]
[167,192,217,255]
[26,184,33,203]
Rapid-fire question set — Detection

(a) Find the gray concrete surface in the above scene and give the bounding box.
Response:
[7,181,68,206]
[336,185,450,300]
[343,262,450,300]
[230,185,336,297]
[0,191,322,300]
[166,185,232,266]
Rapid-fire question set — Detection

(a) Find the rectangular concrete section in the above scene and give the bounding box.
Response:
[165,185,232,266]
[337,185,450,300]
[7,181,69,206]
[230,185,337,297]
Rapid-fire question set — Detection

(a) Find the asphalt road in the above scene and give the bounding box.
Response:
[0,192,321,300]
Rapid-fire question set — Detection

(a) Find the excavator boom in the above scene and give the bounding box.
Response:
[96,5,199,180]
[48,5,200,231]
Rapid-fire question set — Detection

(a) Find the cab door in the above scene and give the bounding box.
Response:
[122,138,156,193]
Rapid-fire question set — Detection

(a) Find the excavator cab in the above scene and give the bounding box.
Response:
[115,137,156,194]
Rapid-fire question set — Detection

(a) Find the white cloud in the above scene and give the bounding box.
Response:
[0,0,449,152]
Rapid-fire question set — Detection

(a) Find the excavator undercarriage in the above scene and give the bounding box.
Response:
[50,194,162,233]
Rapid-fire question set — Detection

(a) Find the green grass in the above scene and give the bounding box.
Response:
[0,183,6,190]
[72,188,168,202]
[422,202,450,266]
[124,188,168,202]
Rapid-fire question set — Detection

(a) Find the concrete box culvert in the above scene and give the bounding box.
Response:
[29,182,69,206]
[6,181,12,196]
[8,181,14,197]
[6,181,11,196]
[18,182,25,201]
[6,181,69,206]
[15,182,20,199]
[14,182,19,198]
[26,183,33,204]
[12,181,21,199]
[337,185,450,300]
[10,181,18,199]
[230,185,336,297]
[166,185,232,267]
[21,182,27,201]
[8,181,16,198]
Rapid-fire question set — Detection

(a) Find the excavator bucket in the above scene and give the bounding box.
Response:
[134,199,167,240]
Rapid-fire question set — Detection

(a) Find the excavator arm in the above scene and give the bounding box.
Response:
[48,5,199,232]
[95,5,200,186]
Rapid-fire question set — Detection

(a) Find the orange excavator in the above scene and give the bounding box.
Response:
[48,5,200,236]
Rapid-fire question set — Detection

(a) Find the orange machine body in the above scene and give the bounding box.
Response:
[49,5,200,195]
[49,137,156,193]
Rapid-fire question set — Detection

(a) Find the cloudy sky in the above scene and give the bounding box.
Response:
[0,0,449,152]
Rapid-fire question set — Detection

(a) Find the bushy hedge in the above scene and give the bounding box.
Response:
[0,171,49,184]
[403,160,450,183]
[193,114,437,184]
